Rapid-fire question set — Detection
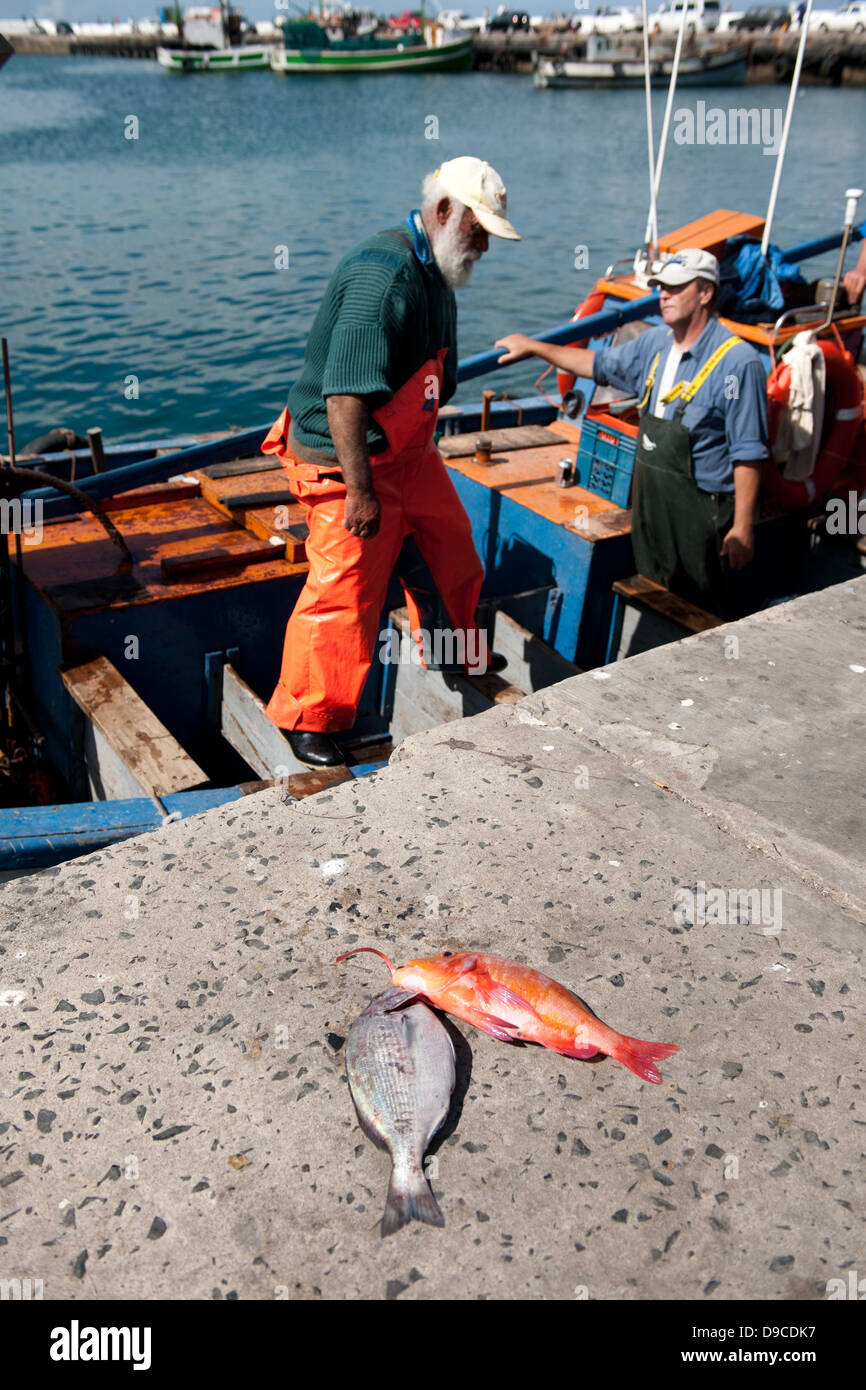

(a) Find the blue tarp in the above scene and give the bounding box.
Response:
[717,234,806,323]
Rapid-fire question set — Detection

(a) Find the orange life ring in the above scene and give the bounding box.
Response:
[556,289,608,401]
[764,338,864,509]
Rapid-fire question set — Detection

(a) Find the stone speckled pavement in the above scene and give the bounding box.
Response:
[1,578,863,1301]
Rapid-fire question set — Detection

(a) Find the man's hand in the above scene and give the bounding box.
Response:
[721,522,754,570]
[495,333,537,365]
[343,488,380,540]
[843,268,866,306]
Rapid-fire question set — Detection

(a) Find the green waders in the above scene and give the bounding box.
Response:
[631,335,742,619]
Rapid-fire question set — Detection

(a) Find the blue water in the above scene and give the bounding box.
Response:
[2,55,864,445]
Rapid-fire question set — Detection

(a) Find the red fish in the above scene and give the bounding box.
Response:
[337,948,679,1085]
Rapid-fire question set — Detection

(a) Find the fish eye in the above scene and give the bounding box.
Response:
[442,950,452,958]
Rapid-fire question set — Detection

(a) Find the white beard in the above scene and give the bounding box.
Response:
[431,214,481,290]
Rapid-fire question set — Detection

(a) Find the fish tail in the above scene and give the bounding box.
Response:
[608,1033,680,1085]
[381,1164,445,1238]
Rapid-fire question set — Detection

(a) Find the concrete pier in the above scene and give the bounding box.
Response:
[0,577,863,1300]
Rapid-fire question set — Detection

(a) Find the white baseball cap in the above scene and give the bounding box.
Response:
[648,248,720,288]
[433,157,521,241]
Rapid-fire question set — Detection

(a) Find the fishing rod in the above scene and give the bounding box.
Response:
[761,0,813,258]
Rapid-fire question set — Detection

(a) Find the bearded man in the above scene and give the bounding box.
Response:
[261,158,520,767]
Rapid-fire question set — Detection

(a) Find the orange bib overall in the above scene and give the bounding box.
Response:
[261,350,487,733]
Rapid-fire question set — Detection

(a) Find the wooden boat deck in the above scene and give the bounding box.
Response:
[442,419,631,541]
[24,460,310,616]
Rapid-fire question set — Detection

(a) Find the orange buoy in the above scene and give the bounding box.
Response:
[764,338,863,509]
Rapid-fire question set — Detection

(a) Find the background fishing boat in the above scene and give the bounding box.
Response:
[269,14,474,73]
[156,2,276,70]
[534,32,748,87]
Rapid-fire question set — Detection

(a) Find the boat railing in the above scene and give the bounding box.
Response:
[23,224,864,517]
[604,257,636,278]
[769,301,832,366]
[456,292,659,385]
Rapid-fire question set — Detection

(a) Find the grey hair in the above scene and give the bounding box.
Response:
[421,171,466,221]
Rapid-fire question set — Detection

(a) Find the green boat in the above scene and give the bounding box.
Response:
[269,19,474,74]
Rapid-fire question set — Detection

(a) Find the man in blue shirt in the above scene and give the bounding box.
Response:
[495,248,768,617]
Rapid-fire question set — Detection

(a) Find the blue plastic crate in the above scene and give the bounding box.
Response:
[574,413,638,507]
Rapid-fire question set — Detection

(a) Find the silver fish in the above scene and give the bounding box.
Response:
[345,984,456,1237]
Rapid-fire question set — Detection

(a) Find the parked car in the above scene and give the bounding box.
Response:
[488,7,531,30]
[585,6,642,34]
[813,2,866,29]
[653,0,722,33]
[730,5,789,30]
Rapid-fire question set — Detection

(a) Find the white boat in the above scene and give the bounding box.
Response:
[156,4,276,71]
[156,43,276,70]
[534,32,748,87]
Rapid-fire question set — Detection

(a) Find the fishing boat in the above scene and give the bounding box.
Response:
[534,32,748,87]
[268,16,474,74]
[156,3,277,71]
[2,2,863,870]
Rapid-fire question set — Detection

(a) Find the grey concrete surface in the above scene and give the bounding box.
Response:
[0,579,863,1302]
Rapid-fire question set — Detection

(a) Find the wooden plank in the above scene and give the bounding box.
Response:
[493,610,581,692]
[195,466,291,519]
[612,574,723,633]
[160,539,284,581]
[220,490,299,510]
[221,664,311,779]
[60,656,208,799]
[438,425,567,459]
[285,767,354,799]
[200,456,283,480]
[658,210,766,259]
[100,480,201,512]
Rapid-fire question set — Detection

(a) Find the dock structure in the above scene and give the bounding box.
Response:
[3,28,866,82]
[0,575,862,1299]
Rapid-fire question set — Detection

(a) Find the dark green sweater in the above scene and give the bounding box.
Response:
[286,211,458,457]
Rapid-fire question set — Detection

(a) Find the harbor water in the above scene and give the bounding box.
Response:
[2,54,865,443]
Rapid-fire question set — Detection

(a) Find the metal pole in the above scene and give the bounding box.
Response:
[2,338,16,467]
[647,0,690,247]
[641,0,658,258]
[761,0,813,258]
[816,187,863,332]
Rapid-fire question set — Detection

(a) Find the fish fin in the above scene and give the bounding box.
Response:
[381,1168,445,1238]
[542,1040,602,1060]
[460,1008,521,1042]
[608,1035,680,1085]
[480,978,542,1021]
[383,993,426,1014]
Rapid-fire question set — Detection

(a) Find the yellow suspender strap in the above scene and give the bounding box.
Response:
[639,351,660,411]
[661,336,743,406]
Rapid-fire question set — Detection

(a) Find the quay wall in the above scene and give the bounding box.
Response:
[3,29,866,83]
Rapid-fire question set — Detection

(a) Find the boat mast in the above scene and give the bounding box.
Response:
[761,0,812,258]
[644,0,690,258]
[641,0,658,259]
